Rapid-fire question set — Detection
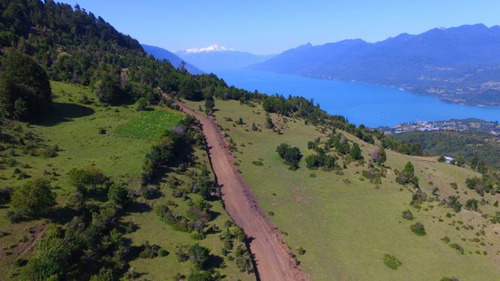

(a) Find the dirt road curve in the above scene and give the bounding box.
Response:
[177,102,309,281]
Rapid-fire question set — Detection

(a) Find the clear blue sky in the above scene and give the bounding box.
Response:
[60,0,500,55]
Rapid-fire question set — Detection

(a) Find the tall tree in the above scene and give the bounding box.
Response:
[0,50,52,120]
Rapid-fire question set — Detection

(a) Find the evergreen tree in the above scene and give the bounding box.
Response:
[0,50,52,120]
[350,143,363,160]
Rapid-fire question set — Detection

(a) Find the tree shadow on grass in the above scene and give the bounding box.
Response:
[37,102,95,126]
[48,206,80,224]
[205,254,224,270]
[126,201,152,214]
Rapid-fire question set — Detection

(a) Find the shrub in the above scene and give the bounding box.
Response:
[410,190,427,206]
[107,184,129,205]
[11,179,56,218]
[89,268,114,281]
[448,196,463,213]
[135,97,148,111]
[187,270,213,281]
[402,210,414,220]
[252,160,264,166]
[490,211,500,224]
[139,242,162,259]
[189,243,210,269]
[383,254,402,270]
[449,243,464,254]
[176,246,189,262]
[410,222,426,236]
[465,199,479,211]
[276,143,302,170]
[297,247,306,255]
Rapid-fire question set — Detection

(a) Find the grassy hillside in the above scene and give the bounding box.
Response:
[0,82,255,281]
[184,99,500,281]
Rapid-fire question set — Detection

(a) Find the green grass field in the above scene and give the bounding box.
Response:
[115,109,184,139]
[185,99,500,281]
[0,83,254,281]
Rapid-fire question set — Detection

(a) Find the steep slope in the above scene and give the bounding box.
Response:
[254,24,500,106]
[176,44,273,70]
[141,44,203,74]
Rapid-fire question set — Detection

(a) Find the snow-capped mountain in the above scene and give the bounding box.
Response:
[184,43,235,54]
[175,44,274,71]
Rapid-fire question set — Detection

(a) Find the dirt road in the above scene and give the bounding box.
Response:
[177,102,309,281]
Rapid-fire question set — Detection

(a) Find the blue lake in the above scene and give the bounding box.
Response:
[210,68,500,127]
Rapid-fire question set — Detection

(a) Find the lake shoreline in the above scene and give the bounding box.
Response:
[208,68,500,127]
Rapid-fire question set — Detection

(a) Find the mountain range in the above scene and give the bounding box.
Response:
[141,44,203,74]
[253,24,500,106]
[175,43,274,71]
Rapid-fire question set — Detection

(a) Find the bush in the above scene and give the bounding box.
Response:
[90,268,114,281]
[410,190,427,206]
[189,243,210,269]
[11,179,56,218]
[187,270,213,281]
[297,247,306,255]
[410,222,426,236]
[139,242,162,259]
[464,199,479,211]
[276,143,302,170]
[490,211,500,224]
[448,196,463,213]
[135,97,148,111]
[252,160,264,166]
[176,246,189,262]
[449,243,464,254]
[383,254,402,270]
[402,210,414,220]
[107,184,129,205]
[7,210,23,223]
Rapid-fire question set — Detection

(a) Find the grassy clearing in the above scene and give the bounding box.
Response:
[184,99,500,281]
[0,81,153,276]
[115,109,184,139]
[0,83,254,281]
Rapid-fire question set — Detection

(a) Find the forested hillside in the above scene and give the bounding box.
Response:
[3,1,499,281]
[394,130,500,168]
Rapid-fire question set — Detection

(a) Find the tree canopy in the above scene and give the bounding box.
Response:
[0,50,52,120]
[11,178,56,217]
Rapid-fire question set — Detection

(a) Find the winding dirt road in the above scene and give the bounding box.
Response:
[177,102,309,281]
